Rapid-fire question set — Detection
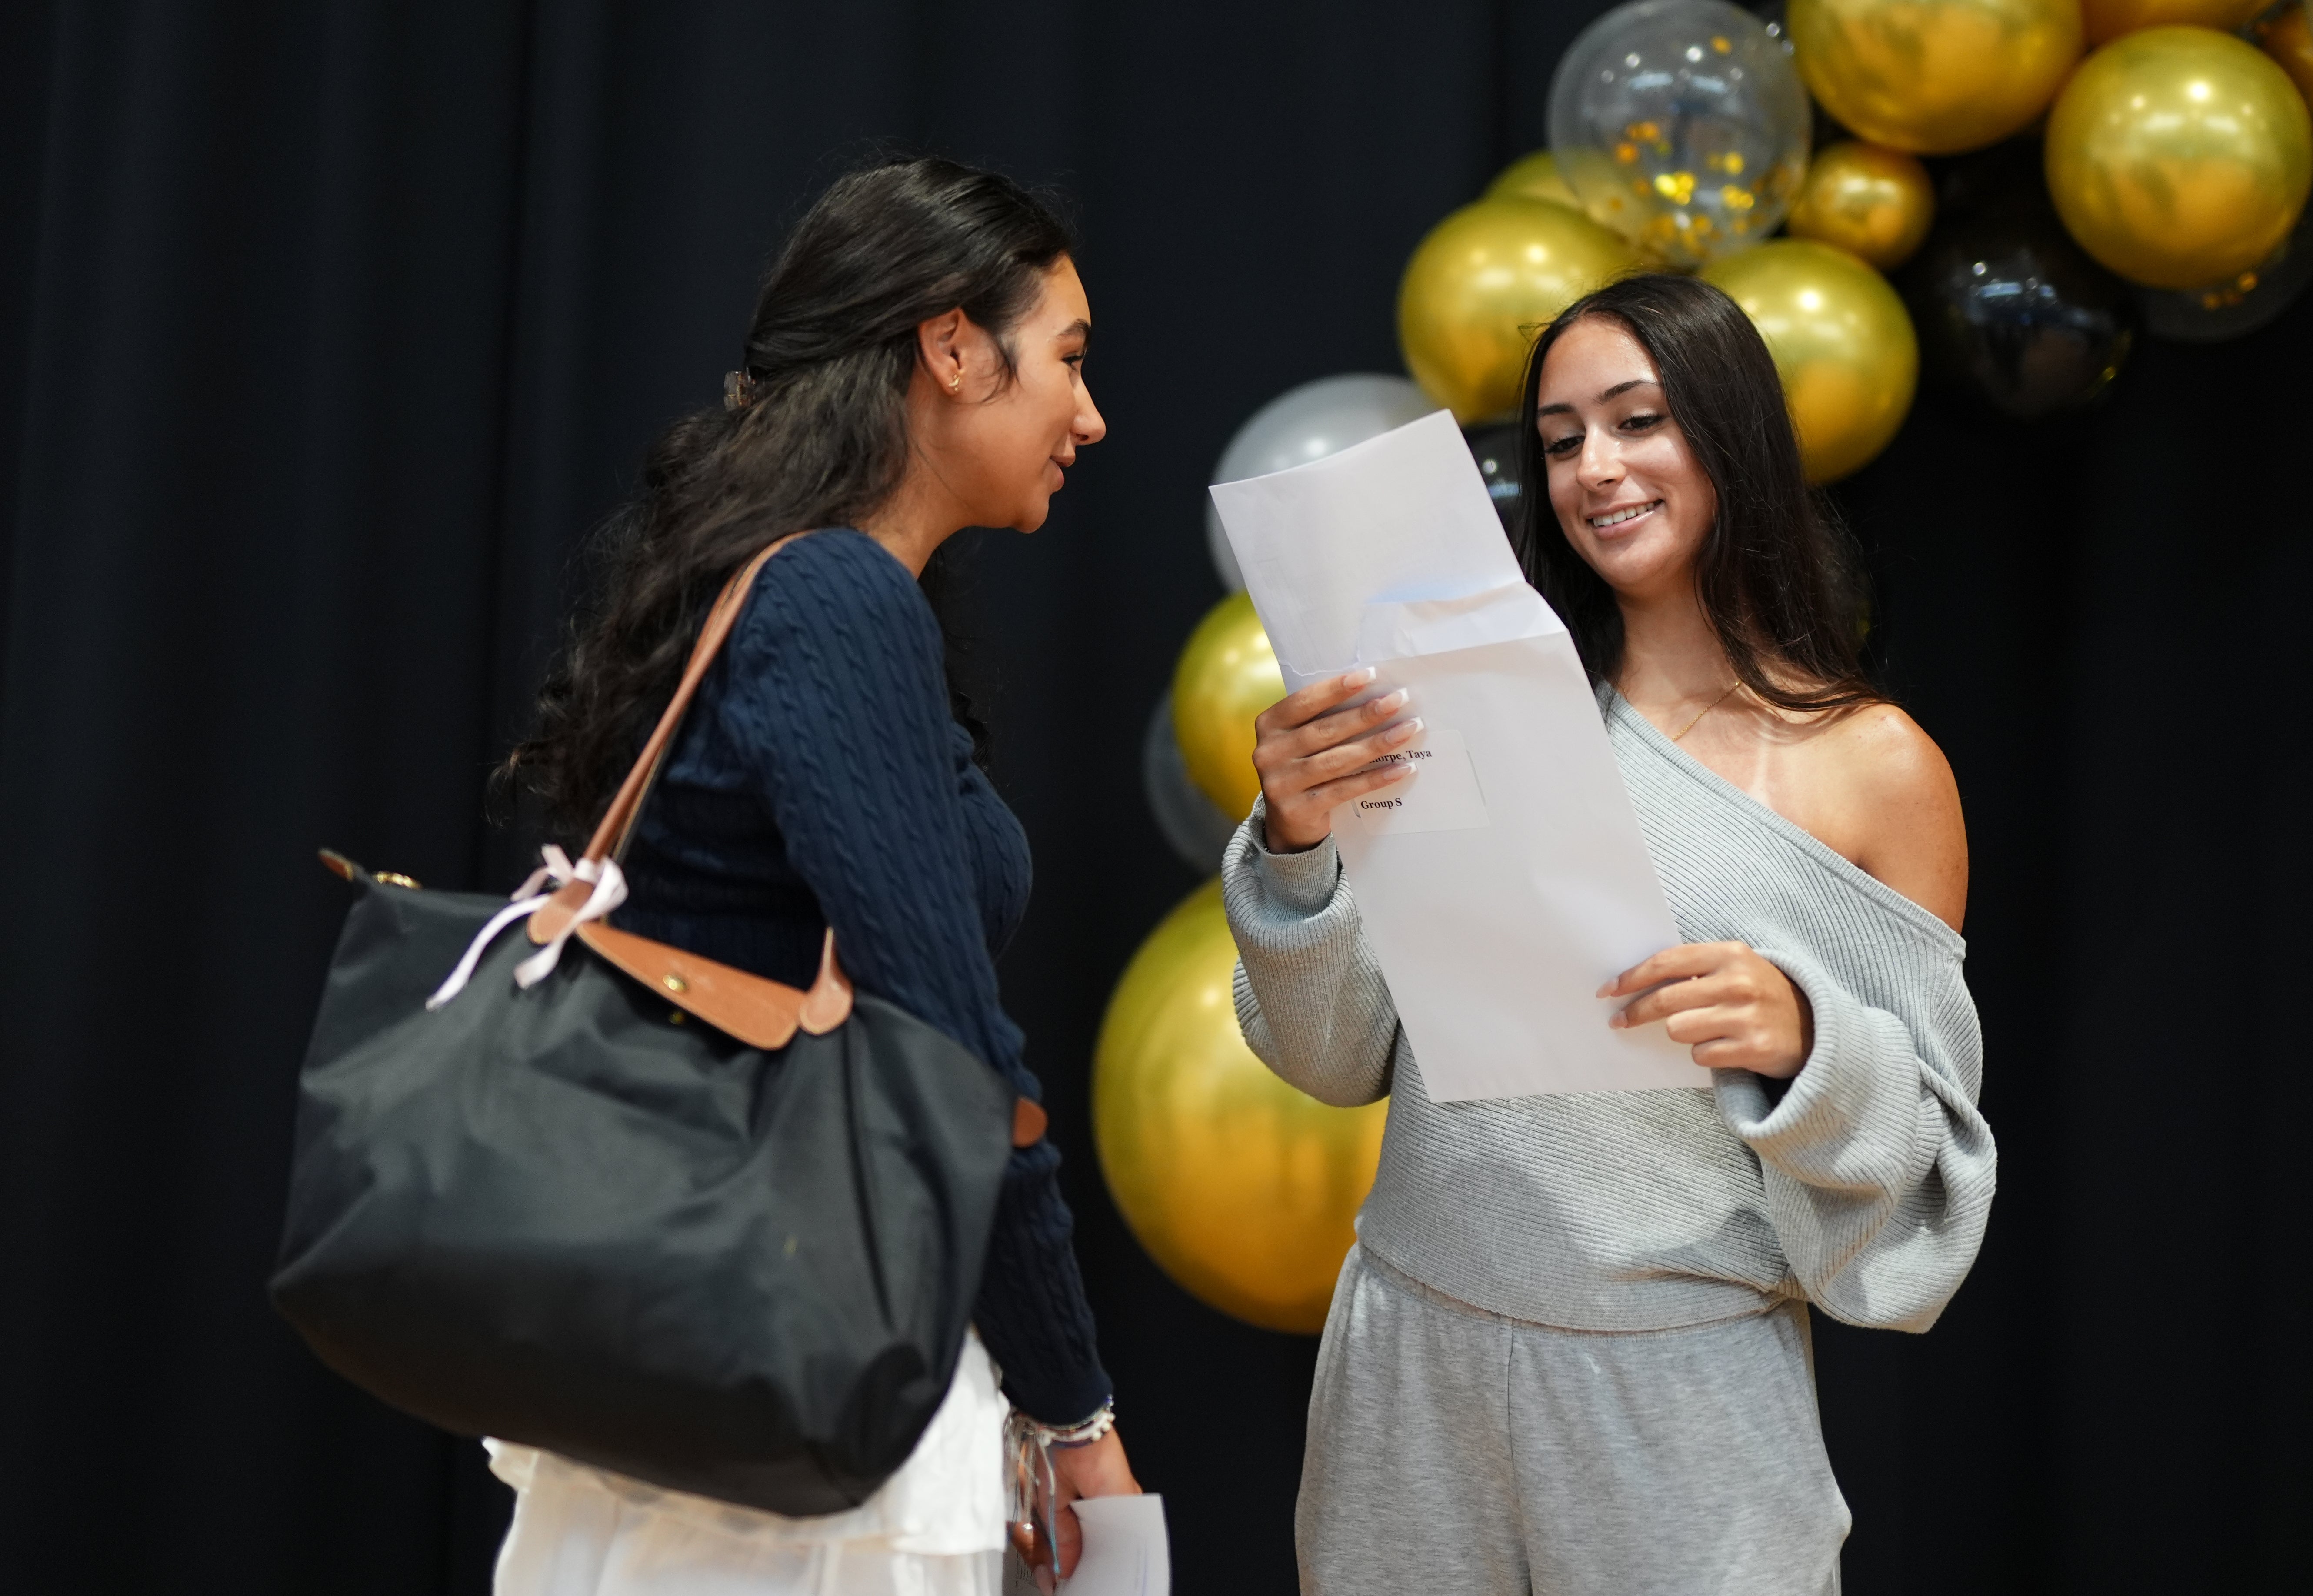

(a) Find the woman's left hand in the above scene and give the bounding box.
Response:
[1024,1427,1139,1593]
[1600,941,1814,1078]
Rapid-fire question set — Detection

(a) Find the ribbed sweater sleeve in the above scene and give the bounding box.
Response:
[1711,941,1994,1333]
[1224,797,1397,1108]
[718,530,1110,1424]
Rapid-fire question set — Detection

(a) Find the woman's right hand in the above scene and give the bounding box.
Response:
[1252,668,1421,853]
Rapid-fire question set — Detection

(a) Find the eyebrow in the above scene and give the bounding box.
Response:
[1057,318,1091,346]
[1536,376,1658,417]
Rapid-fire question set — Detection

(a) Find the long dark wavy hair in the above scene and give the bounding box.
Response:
[505,157,1075,841]
[1511,273,1876,712]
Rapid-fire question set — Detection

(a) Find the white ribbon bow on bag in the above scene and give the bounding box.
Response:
[425,845,629,1010]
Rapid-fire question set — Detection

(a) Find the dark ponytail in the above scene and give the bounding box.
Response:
[505,157,1074,840]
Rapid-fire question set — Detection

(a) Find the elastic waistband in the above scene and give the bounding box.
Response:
[1351,1243,1789,1339]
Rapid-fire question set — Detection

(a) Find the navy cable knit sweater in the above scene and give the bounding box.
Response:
[614,528,1110,1425]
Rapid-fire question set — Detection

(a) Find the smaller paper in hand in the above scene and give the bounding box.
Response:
[1060,1494,1170,1596]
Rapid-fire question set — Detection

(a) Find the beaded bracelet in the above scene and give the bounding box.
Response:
[1033,1402,1117,1450]
[1005,1401,1118,1569]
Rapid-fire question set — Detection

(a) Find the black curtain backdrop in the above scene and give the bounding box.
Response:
[0,3,2303,1591]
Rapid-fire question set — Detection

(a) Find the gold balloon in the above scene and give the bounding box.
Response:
[1785,142,1939,269]
[1699,240,1918,483]
[2255,1,2313,110]
[1486,149,1582,209]
[1397,196,1642,423]
[1171,590,1283,821]
[2082,0,2263,47]
[1094,880,1386,1334]
[1789,0,2083,155]
[2046,26,2313,289]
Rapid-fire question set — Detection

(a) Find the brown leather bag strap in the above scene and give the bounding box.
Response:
[516,527,1048,1148]
[578,532,808,867]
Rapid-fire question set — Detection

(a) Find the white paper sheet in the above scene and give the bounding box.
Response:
[1209,410,1702,1101]
[1060,1494,1170,1596]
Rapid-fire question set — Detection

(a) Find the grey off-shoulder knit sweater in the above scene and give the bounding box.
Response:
[1223,685,1996,1334]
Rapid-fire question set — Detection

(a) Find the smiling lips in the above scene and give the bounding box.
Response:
[1587,499,1662,530]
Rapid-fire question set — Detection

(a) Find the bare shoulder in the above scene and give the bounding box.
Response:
[1822,703,1958,808]
[1814,702,1968,931]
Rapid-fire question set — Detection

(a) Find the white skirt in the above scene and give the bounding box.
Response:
[487,1333,1010,1596]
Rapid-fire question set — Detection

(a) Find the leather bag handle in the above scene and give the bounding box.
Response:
[525,532,803,945]
[515,529,1051,1149]
[579,532,807,868]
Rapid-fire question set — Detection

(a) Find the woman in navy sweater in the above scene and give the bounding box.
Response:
[497,157,1133,1595]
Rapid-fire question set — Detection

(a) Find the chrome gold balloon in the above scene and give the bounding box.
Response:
[1700,239,1918,482]
[1785,141,1939,268]
[1788,0,2083,154]
[1486,149,1581,209]
[2134,197,2313,339]
[2046,25,2313,289]
[1094,881,1386,1334]
[1397,196,1642,422]
[2255,1,2313,109]
[1171,590,1284,821]
[2081,0,2263,47]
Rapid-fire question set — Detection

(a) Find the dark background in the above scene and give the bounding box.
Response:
[0,1,2304,1590]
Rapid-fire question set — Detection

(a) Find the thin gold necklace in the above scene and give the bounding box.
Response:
[1670,681,1743,743]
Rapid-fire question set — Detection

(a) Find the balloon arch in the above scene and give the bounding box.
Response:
[1103,0,2313,1332]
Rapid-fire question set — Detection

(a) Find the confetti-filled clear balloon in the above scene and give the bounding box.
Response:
[1549,0,1811,268]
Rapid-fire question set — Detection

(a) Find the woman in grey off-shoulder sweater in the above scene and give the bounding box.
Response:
[1229,685,1991,1341]
[1228,276,1993,1596]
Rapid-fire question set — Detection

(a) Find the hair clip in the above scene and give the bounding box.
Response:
[723,370,759,412]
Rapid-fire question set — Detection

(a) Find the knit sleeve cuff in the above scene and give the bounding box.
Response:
[999,1355,1114,1431]
[1237,796,1342,917]
[1715,946,1929,1192]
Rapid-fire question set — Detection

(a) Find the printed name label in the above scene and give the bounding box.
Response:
[1341,726,1491,836]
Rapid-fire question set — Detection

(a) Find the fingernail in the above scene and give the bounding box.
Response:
[1378,689,1409,712]
[1346,668,1376,687]
[1392,716,1423,741]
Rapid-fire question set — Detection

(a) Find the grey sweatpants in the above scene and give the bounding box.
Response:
[1297,1247,1849,1596]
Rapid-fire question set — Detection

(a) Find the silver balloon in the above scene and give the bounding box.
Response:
[1548,0,1810,269]
[1143,690,1242,871]
[1204,374,1435,590]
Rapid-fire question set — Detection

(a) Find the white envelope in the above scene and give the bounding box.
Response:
[1210,411,1701,1101]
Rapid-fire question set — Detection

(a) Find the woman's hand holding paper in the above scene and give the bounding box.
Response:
[1252,670,1422,853]
[1599,942,1814,1078]
[1033,1429,1140,1593]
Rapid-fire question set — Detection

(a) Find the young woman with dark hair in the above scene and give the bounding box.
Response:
[1224,273,1994,1593]
[490,155,1135,1596]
